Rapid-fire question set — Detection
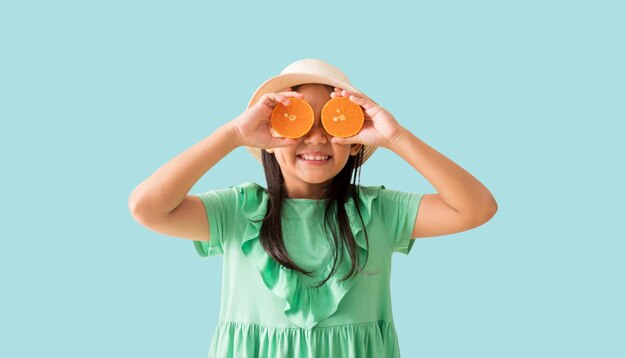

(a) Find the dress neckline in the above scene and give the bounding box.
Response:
[238,182,386,329]
[284,197,331,203]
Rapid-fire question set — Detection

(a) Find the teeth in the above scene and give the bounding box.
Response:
[300,154,329,161]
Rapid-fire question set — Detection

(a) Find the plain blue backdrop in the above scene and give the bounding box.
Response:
[1,0,624,357]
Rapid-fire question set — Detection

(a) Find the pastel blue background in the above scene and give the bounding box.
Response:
[2,0,624,357]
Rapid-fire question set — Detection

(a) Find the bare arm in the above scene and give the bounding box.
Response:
[329,87,497,234]
[388,128,498,229]
[128,122,240,218]
[128,90,303,241]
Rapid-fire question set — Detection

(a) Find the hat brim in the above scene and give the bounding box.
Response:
[245,72,377,167]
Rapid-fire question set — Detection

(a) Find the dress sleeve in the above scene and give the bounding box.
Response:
[377,188,424,255]
[192,186,240,258]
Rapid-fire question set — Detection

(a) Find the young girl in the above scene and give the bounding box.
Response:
[129,59,497,357]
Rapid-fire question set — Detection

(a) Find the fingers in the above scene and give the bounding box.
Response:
[331,88,379,112]
[277,87,304,100]
[332,87,374,101]
[278,90,305,98]
[260,91,305,107]
[259,93,290,107]
[259,93,284,107]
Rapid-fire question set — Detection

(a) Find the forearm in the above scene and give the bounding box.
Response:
[386,127,497,216]
[128,121,241,217]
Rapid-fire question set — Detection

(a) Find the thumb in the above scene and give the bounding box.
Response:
[269,137,298,148]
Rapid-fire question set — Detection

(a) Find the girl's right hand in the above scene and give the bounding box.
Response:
[230,89,305,149]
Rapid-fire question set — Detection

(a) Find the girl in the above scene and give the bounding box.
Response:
[129,59,497,357]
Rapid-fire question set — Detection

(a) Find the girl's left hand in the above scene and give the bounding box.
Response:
[329,88,404,148]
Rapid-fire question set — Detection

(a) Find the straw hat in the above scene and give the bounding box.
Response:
[245,58,377,166]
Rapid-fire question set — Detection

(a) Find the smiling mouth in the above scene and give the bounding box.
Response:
[297,154,332,162]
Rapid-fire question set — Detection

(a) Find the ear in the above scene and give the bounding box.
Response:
[349,143,363,156]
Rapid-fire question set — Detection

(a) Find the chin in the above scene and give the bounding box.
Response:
[297,172,333,184]
[301,176,331,185]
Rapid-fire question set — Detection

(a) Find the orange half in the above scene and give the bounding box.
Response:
[321,97,364,137]
[270,98,315,138]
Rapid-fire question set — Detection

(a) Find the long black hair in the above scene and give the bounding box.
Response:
[255,84,374,288]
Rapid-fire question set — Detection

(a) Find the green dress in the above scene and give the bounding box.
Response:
[193,182,423,357]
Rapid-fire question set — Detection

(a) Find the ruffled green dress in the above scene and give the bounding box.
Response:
[193,182,423,357]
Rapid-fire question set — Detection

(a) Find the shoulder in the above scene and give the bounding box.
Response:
[355,184,386,197]
[233,182,269,218]
[345,184,386,217]
[353,184,423,211]
[352,184,386,205]
[196,181,268,212]
[236,181,265,190]
[235,181,268,200]
[213,181,267,198]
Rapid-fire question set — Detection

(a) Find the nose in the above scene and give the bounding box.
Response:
[304,123,329,144]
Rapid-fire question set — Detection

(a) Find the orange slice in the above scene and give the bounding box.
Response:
[270,98,315,138]
[321,97,364,137]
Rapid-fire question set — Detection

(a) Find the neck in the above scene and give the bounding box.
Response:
[286,183,330,200]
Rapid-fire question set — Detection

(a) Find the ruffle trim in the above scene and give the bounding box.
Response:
[239,183,385,329]
[208,320,400,357]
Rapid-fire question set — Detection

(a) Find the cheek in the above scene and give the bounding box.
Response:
[275,151,296,166]
[327,151,348,167]
[333,147,352,161]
